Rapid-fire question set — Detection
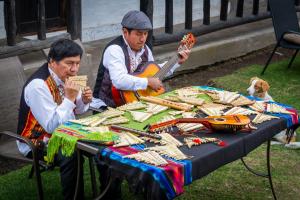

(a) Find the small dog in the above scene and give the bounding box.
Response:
[247,77,298,146]
[247,77,274,102]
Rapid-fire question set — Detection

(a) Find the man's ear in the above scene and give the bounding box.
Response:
[261,81,270,92]
[122,28,129,36]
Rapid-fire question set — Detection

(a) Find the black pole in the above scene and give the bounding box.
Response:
[4,0,17,46]
[220,0,229,21]
[236,0,244,17]
[140,0,153,49]
[165,0,173,34]
[253,0,260,15]
[185,0,193,29]
[37,0,46,40]
[203,0,210,25]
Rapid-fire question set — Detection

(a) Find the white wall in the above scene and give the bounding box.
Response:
[82,0,223,42]
[0,2,6,39]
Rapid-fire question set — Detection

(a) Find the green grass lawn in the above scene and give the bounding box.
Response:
[1,58,300,199]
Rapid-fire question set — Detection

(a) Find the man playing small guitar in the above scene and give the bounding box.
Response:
[92,10,191,108]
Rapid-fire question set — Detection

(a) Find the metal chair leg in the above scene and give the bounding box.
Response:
[89,156,98,198]
[74,149,82,200]
[287,49,299,69]
[33,151,44,200]
[241,140,277,200]
[28,165,34,179]
[261,44,279,75]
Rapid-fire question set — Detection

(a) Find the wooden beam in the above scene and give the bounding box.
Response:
[140,0,153,49]
[68,0,82,40]
[185,0,192,29]
[0,33,71,59]
[203,0,210,25]
[37,0,46,40]
[4,0,17,46]
[165,0,173,34]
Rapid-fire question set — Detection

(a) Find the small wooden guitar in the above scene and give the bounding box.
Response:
[112,33,196,106]
[147,115,253,133]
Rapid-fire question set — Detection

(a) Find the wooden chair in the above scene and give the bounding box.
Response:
[261,0,300,75]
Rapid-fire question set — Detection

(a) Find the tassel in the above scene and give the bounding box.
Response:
[217,141,227,147]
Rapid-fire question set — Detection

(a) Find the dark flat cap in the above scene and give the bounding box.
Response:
[121,10,152,30]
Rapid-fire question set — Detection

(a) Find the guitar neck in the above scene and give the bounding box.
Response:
[154,54,179,80]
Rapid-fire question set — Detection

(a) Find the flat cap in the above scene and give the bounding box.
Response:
[121,10,152,30]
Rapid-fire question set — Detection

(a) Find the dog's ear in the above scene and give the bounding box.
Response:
[250,77,258,85]
[261,81,270,92]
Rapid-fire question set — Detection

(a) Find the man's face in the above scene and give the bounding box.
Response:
[123,29,148,52]
[49,55,81,82]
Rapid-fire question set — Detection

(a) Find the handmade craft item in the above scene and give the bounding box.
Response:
[146,103,169,114]
[80,126,110,133]
[130,111,153,122]
[140,96,193,111]
[266,103,293,114]
[177,123,204,132]
[113,131,145,147]
[123,151,168,166]
[184,137,226,148]
[141,132,183,146]
[69,115,105,126]
[230,95,255,107]
[110,125,162,140]
[252,113,280,124]
[160,132,184,146]
[176,112,203,131]
[102,116,129,125]
[145,145,188,160]
[248,101,266,112]
[178,96,205,106]
[68,75,87,90]
[99,107,125,118]
[117,101,147,111]
[215,91,240,104]
[223,106,258,116]
[198,103,230,116]
[148,115,252,133]
[175,88,201,97]
[198,107,224,116]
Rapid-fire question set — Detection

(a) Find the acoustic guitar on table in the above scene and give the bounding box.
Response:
[147,115,255,133]
[111,33,196,106]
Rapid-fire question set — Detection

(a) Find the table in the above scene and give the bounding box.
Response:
[74,116,297,200]
[52,87,299,200]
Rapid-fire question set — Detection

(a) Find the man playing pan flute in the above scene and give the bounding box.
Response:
[17,39,93,200]
[92,10,191,108]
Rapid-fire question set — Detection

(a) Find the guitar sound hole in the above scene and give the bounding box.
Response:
[214,118,226,122]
